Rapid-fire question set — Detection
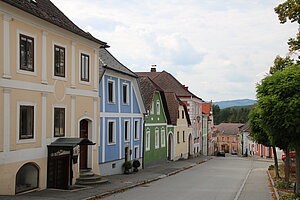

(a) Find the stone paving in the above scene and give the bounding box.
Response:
[0,156,210,200]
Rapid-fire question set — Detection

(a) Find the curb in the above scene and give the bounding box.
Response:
[267,170,280,200]
[85,158,210,200]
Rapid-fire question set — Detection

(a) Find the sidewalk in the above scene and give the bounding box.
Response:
[1,156,210,200]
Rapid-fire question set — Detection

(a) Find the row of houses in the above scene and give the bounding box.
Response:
[0,0,214,195]
[210,122,275,158]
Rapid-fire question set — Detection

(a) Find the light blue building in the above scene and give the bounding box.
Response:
[98,49,145,175]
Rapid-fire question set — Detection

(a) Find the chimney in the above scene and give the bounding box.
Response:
[151,65,156,72]
[181,85,188,90]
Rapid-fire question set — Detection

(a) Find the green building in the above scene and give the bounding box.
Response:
[138,77,171,167]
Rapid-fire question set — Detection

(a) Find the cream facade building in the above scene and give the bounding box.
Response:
[0,0,106,195]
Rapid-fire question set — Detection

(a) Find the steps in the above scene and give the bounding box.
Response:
[75,168,108,185]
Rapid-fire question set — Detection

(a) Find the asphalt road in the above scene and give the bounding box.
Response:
[104,156,272,200]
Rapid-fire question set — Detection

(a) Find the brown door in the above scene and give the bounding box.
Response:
[47,154,70,189]
[80,119,88,169]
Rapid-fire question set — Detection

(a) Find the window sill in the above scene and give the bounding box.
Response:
[17,69,37,76]
[79,80,91,85]
[17,138,36,144]
[52,75,67,81]
[107,142,117,146]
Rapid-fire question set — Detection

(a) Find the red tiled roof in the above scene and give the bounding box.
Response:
[164,92,191,126]
[215,123,244,135]
[136,71,203,101]
[202,103,211,114]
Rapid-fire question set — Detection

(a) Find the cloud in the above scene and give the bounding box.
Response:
[51,0,298,101]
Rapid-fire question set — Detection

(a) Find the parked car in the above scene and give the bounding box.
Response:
[282,151,296,161]
[231,150,237,155]
[217,150,225,157]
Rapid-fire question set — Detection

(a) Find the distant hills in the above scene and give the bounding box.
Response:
[213,99,257,109]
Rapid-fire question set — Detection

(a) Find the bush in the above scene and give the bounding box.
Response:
[123,161,132,174]
[132,160,141,172]
[275,181,289,189]
[279,193,300,200]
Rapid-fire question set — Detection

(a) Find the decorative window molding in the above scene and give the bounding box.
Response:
[161,127,165,147]
[124,120,130,142]
[52,41,67,81]
[155,128,159,149]
[146,128,150,151]
[150,101,154,114]
[134,119,140,140]
[53,105,66,137]
[16,101,36,144]
[108,119,116,145]
[156,100,160,115]
[79,50,91,85]
[16,30,37,76]
[107,79,115,104]
[134,145,139,159]
[122,83,129,105]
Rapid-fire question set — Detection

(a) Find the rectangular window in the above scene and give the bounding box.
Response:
[183,131,185,142]
[146,129,150,151]
[108,121,116,144]
[177,131,180,144]
[134,146,139,159]
[161,128,165,147]
[150,101,154,114]
[155,128,159,149]
[81,53,89,81]
[134,120,139,140]
[178,110,179,119]
[54,45,65,77]
[54,108,65,137]
[108,80,115,103]
[222,137,224,142]
[123,84,128,104]
[19,105,34,139]
[156,100,160,115]
[20,34,34,71]
[227,137,230,142]
[182,110,184,119]
[124,120,130,141]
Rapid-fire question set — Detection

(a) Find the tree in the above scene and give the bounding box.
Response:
[256,65,300,194]
[249,106,280,178]
[275,0,300,58]
[269,56,295,74]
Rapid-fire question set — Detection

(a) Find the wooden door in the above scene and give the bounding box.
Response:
[80,119,88,169]
[47,155,70,189]
[168,134,172,160]
[125,147,129,162]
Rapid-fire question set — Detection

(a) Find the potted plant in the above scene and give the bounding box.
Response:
[123,161,132,174]
[132,160,141,172]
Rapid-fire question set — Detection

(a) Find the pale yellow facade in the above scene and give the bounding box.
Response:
[174,105,193,160]
[0,2,103,195]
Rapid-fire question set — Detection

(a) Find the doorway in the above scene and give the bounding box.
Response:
[80,119,88,169]
[125,146,130,162]
[47,154,70,189]
[168,133,174,160]
[188,134,193,157]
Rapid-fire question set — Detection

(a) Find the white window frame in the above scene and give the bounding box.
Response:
[134,119,140,140]
[107,79,116,104]
[156,100,160,115]
[134,145,139,159]
[79,50,91,85]
[146,128,150,151]
[161,127,165,147]
[16,29,37,76]
[150,101,154,114]
[155,128,159,149]
[107,119,116,145]
[124,120,130,142]
[52,104,67,138]
[122,82,129,105]
[16,101,37,144]
[52,41,67,81]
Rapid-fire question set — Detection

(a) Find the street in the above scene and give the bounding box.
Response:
[104,156,273,200]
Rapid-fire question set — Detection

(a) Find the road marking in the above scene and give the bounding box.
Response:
[233,167,252,200]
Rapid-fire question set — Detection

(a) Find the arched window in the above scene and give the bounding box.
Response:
[16,163,39,193]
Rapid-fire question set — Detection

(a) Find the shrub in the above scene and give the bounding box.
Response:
[123,161,132,174]
[132,160,141,172]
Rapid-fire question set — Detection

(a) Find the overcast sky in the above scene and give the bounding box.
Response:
[52,0,297,101]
